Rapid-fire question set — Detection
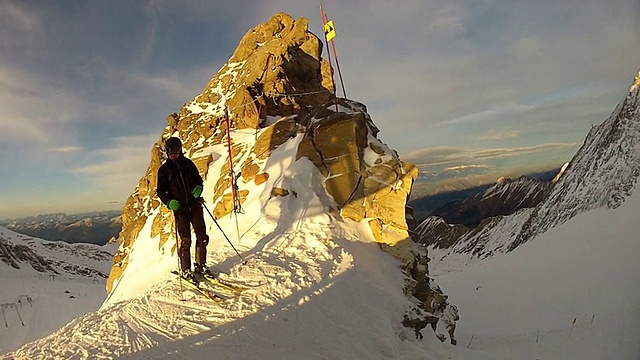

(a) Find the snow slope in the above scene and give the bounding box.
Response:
[3,155,639,359]
[0,226,113,354]
[0,270,108,354]
[435,186,640,359]
[3,154,447,359]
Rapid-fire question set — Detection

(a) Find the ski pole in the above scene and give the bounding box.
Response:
[174,212,185,301]
[199,199,247,264]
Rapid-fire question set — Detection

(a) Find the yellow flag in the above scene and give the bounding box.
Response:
[324,20,336,42]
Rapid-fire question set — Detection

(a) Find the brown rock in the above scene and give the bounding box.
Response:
[255,173,270,185]
[270,187,290,198]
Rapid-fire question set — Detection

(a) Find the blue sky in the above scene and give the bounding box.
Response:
[0,0,638,219]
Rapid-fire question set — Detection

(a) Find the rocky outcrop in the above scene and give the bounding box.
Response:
[107,13,334,292]
[108,13,420,292]
[106,12,444,342]
[296,99,419,268]
[0,238,54,272]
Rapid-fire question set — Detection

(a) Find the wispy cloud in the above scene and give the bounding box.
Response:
[403,143,578,167]
[51,146,82,153]
[444,164,495,172]
[472,143,577,161]
[61,135,157,211]
[443,104,535,126]
[0,116,49,143]
[1,1,40,31]
[0,65,84,147]
[482,131,519,141]
[71,134,159,193]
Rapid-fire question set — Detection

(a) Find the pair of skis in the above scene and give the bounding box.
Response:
[172,270,246,303]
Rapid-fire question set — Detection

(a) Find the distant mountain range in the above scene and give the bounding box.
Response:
[408,168,560,223]
[0,225,114,278]
[0,211,122,246]
[430,176,552,228]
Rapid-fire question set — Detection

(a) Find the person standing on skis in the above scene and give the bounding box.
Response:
[157,137,213,280]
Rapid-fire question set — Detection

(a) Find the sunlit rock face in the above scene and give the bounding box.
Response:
[107,13,422,303]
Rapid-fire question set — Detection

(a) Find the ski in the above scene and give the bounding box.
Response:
[172,271,229,303]
[173,269,249,293]
[182,278,227,303]
[199,274,247,294]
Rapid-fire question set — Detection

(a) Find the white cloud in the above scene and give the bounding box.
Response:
[0,116,49,143]
[51,146,82,153]
[402,146,464,165]
[444,164,495,172]
[425,2,469,35]
[71,134,159,192]
[132,69,213,104]
[403,143,578,167]
[443,104,535,126]
[481,131,519,141]
[0,65,84,147]
[0,1,40,31]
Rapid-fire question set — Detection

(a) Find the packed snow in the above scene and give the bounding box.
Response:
[0,226,113,354]
[434,188,640,359]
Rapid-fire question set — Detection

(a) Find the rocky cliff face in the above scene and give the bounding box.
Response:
[107,13,431,311]
[108,13,333,292]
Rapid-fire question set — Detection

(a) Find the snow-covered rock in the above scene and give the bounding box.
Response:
[5,12,443,360]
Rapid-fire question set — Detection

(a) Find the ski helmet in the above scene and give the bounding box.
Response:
[164,137,182,154]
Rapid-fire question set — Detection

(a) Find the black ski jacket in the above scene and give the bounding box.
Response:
[157,154,203,214]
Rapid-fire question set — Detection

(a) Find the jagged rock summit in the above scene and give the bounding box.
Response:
[0,13,460,358]
[92,13,451,352]
[108,12,421,293]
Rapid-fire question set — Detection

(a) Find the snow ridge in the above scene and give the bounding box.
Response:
[514,74,640,247]
[419,70,640,271]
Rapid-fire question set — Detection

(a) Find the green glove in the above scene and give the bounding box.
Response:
[167,199,180,211]
[192,185,203,198]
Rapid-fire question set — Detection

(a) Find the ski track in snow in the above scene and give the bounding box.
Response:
[4,211,426,360]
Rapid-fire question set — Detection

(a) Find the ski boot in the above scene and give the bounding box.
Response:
[180,268,198,284]
[194,264,215,280]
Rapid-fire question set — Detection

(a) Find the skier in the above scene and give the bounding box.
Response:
[157,137,212,281]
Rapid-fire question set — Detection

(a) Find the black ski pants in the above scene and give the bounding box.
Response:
[176,201,209,271]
